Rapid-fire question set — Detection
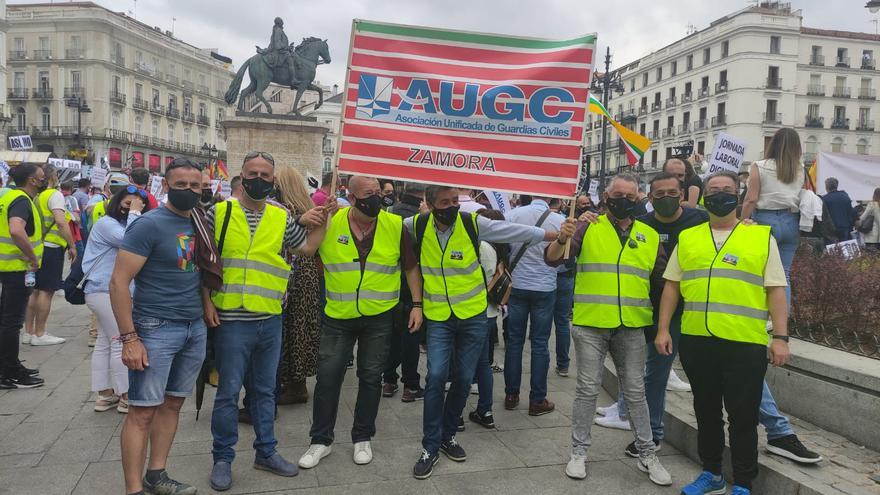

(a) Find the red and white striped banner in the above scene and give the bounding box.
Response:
[337,20,596,198]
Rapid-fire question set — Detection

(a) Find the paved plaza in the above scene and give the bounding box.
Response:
[0,294,702,495]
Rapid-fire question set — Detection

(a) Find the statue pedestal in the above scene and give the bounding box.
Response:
[222,114,330,180]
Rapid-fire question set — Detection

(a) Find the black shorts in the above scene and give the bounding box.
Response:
[35,246,65,292]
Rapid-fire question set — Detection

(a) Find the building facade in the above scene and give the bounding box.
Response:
[586,2,880,180]
[6,2,234,170]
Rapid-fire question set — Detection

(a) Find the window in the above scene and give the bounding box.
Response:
[859,107,871,129]
[684,81,692,95]
[656,67,663,82]
[805,136,818,155]
[630,78,635,92]
[770,36,781,54]
[38,36,49,52]
[654,92,661,104]
[15,107,26,131]
[765,100,778,121]
[701,76,709,89]
[834,105,846,124]
[837,48,848,66]
[151,119,159,138]
[640,123,646,135]
[183,127,191,145]
[671,61,677,76]
[112,75,121,93]
[13,72,24,90]
[184,97,192,115]
[184,69,191,82]
[71,70,82,89]
[703,48,710,64]
[699,107,707,120]
[168,63,176,76]
[666,115,674,128]
[70,35,81,50]
[13,37,24,52]
[323,157,332,173]
[863,50,875,68]
[831,137,843,153]
[136,51,144,65]
[198,129,206,144]
[135,83,143,101]
[217,108,225,123]
[38,71,49,90]
[807,103,820,119]
[134,116,144,135]
[199,103,208,118]
[719,70,728,84]
[767,66,780,88]
[686,54,693,70]
[717,102,726,118]
[111,110,120,130]
[721,40,729,58]
[857,138,868,155]
[168,94,177,111]
[642,73,648,87]
[168,124,176,143]
[682,111,690,125]
[40,107,50,131]
[697,140,705,155]
[810,74,821,85]
[811,45,823,65]
[652,119,660,133]
[669,87,676,100]
[651,149,658,166]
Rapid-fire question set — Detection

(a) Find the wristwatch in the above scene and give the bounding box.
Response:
[772,335,790,343]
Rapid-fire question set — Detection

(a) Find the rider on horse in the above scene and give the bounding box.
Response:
[257,17,293,73]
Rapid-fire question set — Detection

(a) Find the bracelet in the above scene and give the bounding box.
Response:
[772,335,790,343]
[116,332,140,343]
[121,336,141,345]
[411,301,423,308]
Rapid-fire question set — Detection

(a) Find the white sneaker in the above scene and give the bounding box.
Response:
[30,333,66,346]
[638,453,672,486]
[470,383,479,395]
[298,444,331,469]
[666,369,692,392]
[594,414,632,431]
[94,394,120,412]
[595,402,619,418]
[353,441,372,465]
[20,332,31,345]
[565,454,587,479]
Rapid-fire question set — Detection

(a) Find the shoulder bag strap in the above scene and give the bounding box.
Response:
[459,212,480,258]
[216,201,233,255]
[508,208,552,273]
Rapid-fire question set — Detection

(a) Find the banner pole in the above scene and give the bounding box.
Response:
[329,19,358,200]
[563,197,576,258]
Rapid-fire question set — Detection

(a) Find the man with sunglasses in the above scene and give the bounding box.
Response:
[203,151,330,491]
[111,158,209,495]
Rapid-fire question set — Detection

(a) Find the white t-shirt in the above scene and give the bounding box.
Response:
[44,190,67,248]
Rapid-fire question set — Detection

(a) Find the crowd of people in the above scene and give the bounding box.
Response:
[0,126,847,495]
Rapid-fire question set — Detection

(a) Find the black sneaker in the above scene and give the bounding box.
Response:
[468,409,495,429]
[413,449,439,480]
[457,415,465,432]
[766,434,823,464]
[624,439,662,458]
[142,470,197,495]
[401,387,425,402]
[17,361,39,375]
[440,436,467,462]
[2,372,44,389]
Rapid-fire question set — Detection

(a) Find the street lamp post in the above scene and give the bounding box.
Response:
[65,96,91,148]
[589,47,624,193]
[201,142,218,173]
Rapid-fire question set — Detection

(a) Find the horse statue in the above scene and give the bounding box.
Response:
[225,37,331,115]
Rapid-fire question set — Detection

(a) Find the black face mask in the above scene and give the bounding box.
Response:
[241,176,274,201]
[433,205,460,226]
[354,194,383,218]
[201,188,214,204]
[652,196,681,218]
[35,177,49,192]
[703,192,739,217]
[166,188,201,211]
[606,196,637,220]
[381,195,395,208]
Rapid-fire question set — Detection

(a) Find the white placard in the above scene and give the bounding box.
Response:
[485,190,511,215]
[588,179,600,206]
[825,239,861,260]
[0,161,8,186]
[48,157,64,169]
[149,175,164,199]
[219,180,231,199]
[210,180,221,194]
[8,135,33,151]
[707,132,747,175]
[63,159,81,169]
[90,167,107,188]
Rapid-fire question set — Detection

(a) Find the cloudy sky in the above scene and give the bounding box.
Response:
[27,0,880,85]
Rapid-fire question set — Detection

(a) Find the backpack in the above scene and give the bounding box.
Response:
[412,212,480,260]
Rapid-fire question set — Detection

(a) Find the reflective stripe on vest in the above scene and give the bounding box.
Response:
[677,223,771,345]
[90,199,107,228]
[210,201,291,315]
[419,212,487,321]
[318,207,402,320]
[572,215,659,329]
[37,189,70,248]
[0,189,44,272]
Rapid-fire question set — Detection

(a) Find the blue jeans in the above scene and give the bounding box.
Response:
[128,317,207,407]
[504,288,555,403]
[553,274,574,371]
[473,317,495,414]
[754,210,799,306]
[211,316,282,463]
[422,314,487,454]
[760,381,794,440]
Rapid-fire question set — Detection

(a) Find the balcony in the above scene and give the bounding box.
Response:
[863,58,876,70]
[64,87,85,99]
[830,118,850,130]
[805,116,824,128]
[766,77,782,90]
[650,102,662,112]
[133,98,149,111]
[833,86,851,98]
[150,103,165,115]
[105,128,132,142]
[694,119,708,131]
[763,112,782,125]
[32,87,53,99]
[33,49,52,60]
[647,130,658,140]
[166,108,180,120]
[711,115,727,127]
[665,97,677,109]
[836,57,850,68]
[810,54,825,66]
[662,127,675,138]
[132,133,150,145]
[166,74,179,86]
[182,112,195,123]
[182,80,194,92]
[715,82,728,94]
[110,53,125,67]
[8,88,28,100]
[681,92,693,104]
[637,105,647,116]
[65,48,84,59]
[109,90,126,105]
[9,50,27,60]
[858,88,876,100]
[857,120,875,131]
[698,87,710,99]
[807,84,825,96]
[678,123,691,134]
[31,126,55,138]
[197,115,210,126]
[198,85,210,95]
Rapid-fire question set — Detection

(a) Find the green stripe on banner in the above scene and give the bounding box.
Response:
[357,21,596,50]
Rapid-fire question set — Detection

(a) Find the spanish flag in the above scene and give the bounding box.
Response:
[211,159,230,181]
[588,94,651,166]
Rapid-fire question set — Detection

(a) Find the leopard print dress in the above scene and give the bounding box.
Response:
[278,251,322,384]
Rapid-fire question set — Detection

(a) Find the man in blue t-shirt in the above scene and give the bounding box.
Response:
[110,158,205,495]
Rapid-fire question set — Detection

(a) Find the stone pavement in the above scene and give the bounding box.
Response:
[0,295,702,495]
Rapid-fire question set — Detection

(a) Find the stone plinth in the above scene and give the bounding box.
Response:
[221,113,330,179]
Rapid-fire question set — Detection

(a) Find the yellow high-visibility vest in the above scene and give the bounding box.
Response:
[677,222,772,345]
[573,215,659,329]
[37,189,71,248]
[318,207,402,319]
[0,189,44,272]
[211,201,291,315]
[90,199,107,227]
[419,212,487,321]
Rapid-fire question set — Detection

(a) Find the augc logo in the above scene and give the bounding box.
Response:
[356,74,393,119]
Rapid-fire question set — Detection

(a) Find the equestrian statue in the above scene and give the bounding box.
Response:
[225,17,331,115]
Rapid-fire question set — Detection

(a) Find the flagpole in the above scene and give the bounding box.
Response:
[329,19,358,201]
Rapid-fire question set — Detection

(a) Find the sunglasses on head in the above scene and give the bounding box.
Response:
[125,185,148,199]
[244,151,275,166]
[166,158,204,172]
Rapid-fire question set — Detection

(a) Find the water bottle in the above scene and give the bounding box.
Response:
[24,271,36,287]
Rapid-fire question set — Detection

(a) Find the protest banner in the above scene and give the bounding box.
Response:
[8,135,33,151]
[0,161,8,186]
[815,151,880,200]
[90,167,107,188]
[336,20,595,198]
[588,178,600,206]
[149,175,164,199]
[48,157,64,169]
[63,159,81,169]
[219,180,232,199]
[706,132,747,175]
[825,239,860,260]
[485,190,511,215]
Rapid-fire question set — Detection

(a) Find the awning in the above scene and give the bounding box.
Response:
[0,151,53,165]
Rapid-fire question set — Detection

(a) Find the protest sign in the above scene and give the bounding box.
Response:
[8,135,33,151]
[0,161,8,186]
[337,20,595,198]
[149,175,164,199]
[63,159,82,169]
[48,157,64,169]
[485,190,512,215]
[588,179,600,206]
[825,239,860,260]
[706,132,747,175]
[219,180,232,199]
[90,167,107,188]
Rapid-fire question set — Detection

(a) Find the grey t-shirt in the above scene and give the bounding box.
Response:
[120,206,202,321]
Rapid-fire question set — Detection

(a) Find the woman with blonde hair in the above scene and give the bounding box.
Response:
[859,187,880,250]
[274,165,323,404]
